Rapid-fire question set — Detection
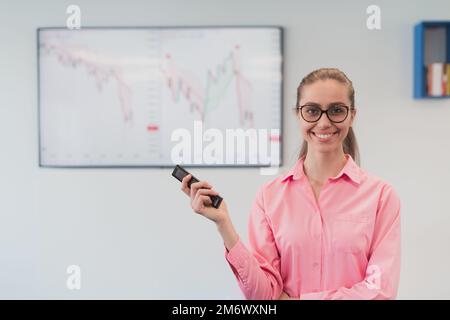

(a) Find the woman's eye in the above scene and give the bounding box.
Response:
[306,108,319,114]
[330,106,344,114]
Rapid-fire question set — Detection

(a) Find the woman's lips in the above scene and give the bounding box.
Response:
[311,131,338,142]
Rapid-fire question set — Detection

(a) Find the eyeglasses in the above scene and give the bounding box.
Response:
[296,104,353,123]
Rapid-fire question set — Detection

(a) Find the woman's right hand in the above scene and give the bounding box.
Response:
[181,174,229,225]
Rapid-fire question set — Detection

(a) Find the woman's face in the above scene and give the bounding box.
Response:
[297,79,356,155]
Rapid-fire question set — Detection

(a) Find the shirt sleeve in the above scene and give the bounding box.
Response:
[224,185,283,300]
[300,184,401,300]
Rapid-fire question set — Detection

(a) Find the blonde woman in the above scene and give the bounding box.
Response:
[180,68,401,300]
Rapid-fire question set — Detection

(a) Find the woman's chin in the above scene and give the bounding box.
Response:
[307,142,342,153]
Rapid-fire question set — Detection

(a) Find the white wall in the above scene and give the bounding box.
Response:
[0,0,449,299]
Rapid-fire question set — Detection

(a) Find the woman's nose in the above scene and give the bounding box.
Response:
[316,111,332,128]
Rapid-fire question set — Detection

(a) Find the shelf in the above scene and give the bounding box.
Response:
[413,21,450,99]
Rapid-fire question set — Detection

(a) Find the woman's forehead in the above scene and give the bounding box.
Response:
[300,80,350,104]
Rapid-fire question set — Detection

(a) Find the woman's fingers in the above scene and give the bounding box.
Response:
[192,195,211,212]
[193,188,219,204]
[190,180,212,199]
[196,188,219,197]
[200,195,213,206]
[180,174,192,195]
[180,176,222,218]
[192,189,219,213]
[193,188,218,205]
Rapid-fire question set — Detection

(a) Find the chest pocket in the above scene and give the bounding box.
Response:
[331,212,371,254]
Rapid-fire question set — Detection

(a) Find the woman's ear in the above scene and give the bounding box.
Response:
[349,108,357,126]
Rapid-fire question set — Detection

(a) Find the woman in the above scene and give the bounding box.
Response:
[180,68,401,300]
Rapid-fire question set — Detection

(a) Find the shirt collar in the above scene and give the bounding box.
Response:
[281,154,361,185]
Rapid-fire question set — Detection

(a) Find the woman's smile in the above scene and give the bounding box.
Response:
[311,130,339,142]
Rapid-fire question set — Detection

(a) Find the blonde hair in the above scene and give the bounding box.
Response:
[295,68,360,165]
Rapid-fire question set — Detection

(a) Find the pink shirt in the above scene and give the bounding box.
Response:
[224,154,401,300]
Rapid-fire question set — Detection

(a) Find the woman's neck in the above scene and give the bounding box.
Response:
[303,149,347,185]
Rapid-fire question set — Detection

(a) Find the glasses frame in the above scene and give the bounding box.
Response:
[296,104,353,123]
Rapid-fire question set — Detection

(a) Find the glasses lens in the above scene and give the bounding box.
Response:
[327,105,348,122]
[301,105,321,122]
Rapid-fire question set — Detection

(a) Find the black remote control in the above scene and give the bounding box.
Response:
[172,165,223,209]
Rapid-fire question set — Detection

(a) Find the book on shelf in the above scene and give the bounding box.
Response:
[447,64,450,96]
[426,63,450,96]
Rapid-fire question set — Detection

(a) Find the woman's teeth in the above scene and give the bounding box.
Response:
[316,133,333,138]
[312,132,337,140]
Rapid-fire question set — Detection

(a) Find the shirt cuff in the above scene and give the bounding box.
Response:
[224,238,250,272]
